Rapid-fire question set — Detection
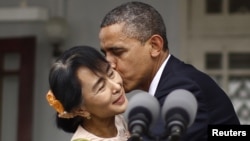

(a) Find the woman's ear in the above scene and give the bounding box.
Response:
[148,35,164,57]
[72,107,91,119]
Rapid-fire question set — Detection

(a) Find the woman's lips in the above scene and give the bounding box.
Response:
[113,94,125,105]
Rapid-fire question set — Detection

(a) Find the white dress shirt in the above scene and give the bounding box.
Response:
[148,54,171,96]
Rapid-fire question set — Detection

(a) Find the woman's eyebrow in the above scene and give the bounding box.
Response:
[105,64,111,73]
[92,65,109,92]
[92,77,103,92]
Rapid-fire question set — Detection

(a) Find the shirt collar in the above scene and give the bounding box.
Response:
[148,54,171,96]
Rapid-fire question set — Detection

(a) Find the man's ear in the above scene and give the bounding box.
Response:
[148,34,164,57]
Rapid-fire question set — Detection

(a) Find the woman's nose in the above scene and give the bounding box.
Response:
[110,80,122,94]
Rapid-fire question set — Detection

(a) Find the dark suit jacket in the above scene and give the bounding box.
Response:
[141,55,240,141]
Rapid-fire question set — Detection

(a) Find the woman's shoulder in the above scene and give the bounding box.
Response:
[70,126,91,141]
[115,114,130,140]
[115,114,127,128]
[70,116,130,141]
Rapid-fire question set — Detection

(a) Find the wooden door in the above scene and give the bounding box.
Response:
[0,36,35,141]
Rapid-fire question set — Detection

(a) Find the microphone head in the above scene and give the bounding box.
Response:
[124,90,160,129]
[162,89,198,127]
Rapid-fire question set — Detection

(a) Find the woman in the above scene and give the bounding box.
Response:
[46,46,130,141]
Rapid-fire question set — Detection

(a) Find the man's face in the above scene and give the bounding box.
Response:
[99,23,153,92]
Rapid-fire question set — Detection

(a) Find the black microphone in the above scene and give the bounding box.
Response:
[161,89,198,141]
[124,90,160,141]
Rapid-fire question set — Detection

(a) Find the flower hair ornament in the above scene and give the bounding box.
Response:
[46,90,75,119]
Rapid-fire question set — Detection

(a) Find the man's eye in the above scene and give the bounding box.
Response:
[111,48,123,56]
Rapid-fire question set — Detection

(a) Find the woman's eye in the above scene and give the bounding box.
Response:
[108,70,115,78]
[98,82,105,92]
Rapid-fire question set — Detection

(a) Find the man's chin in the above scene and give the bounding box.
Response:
[124,85,132,93]
[123,82,140,93]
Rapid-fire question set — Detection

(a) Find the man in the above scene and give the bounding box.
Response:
[99,1,240,141]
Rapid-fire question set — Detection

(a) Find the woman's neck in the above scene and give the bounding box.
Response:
[82,116,117,138]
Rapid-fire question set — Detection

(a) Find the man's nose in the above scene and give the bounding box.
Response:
[106,55,116,69]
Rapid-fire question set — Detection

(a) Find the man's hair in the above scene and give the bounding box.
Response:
[100,1,168,50]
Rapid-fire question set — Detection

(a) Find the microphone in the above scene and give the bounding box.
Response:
[124,90,160,141]
[161,89,198,141]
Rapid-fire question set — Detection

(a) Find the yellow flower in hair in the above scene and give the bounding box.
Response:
[46,90,64,115]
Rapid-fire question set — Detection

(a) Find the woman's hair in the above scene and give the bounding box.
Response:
[100,1,168,50]
[48,45,109,133]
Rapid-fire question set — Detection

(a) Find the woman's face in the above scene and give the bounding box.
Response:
[77,64,128,119]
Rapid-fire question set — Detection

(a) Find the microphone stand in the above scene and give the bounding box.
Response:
[129,124,144,141]
[168,124,182,141]
[162,120,186,141]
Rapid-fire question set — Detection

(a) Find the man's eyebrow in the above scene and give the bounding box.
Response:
[102,46,122,52]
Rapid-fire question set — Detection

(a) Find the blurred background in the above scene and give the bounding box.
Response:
[0,0,250,141]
